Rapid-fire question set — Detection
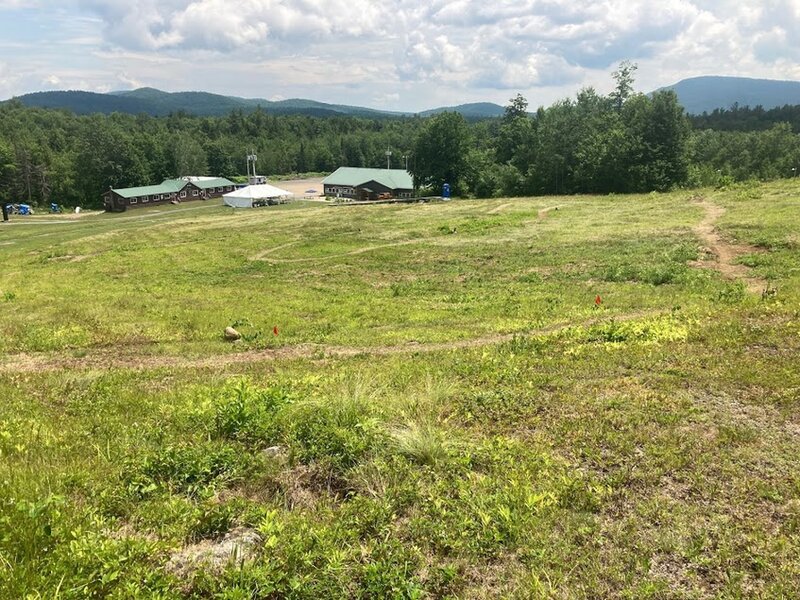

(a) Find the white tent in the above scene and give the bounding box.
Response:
[223,184,294,208]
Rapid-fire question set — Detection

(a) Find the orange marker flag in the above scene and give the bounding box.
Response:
[273,326,279,336]
[595,295,602,306]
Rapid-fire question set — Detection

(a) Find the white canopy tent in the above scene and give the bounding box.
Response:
[223,184,294,208]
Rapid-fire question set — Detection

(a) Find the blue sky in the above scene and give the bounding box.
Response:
[1,0,799,112]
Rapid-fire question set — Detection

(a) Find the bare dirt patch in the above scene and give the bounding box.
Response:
[691,198,767,293]
[165,527,261,580]
[273,177,325,199]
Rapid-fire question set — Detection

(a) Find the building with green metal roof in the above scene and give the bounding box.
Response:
[103,177,236,212]
[323,167,413,201]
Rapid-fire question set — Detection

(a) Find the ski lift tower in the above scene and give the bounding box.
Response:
[247,151,260,185]
[385,146,392,170]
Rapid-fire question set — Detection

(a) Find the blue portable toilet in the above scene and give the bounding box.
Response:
[442,183,451,199]
[18,204,31,215]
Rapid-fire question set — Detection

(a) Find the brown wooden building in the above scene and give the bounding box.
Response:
[322,167,413,201]
[103,177,235,212]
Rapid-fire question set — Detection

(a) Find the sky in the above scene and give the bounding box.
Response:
[0,0,799,112]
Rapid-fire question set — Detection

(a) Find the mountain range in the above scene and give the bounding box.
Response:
[8,87,505,119]
[5,76,800,119]
[656,76,800,114]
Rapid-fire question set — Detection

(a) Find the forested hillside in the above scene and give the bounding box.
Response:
[14,88,414,119]
[690,104,800,132]
[1,65,799,208]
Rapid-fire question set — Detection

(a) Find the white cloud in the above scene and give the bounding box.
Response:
[2,1,800,109]
[78,0,392,51]
[115,71,143,89]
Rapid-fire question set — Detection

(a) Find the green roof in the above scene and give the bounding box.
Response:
[181,177,235,190]
[111,178,234,199]
[112,179,186,199]
[323,168,413,190]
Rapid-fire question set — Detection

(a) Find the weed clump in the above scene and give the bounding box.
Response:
[390,422,449,466]
[123,443,251,500]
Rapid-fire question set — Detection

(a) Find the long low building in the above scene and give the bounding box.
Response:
[323,167,413,201]
[103,177,236,211]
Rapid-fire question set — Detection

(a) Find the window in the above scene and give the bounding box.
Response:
[180,191,186,198]
[130,197,137,204]
[226,186,232,191]
[216,187,222,193]
[192,190,198,197]
[142,196,149,203]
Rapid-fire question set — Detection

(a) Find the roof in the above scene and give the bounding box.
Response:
[167,177,234,190]
[323,167,413,190]
[111,179,186,199]
[223,184,293,199]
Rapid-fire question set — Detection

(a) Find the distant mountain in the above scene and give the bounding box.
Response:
[419,102,505,118]
[656,76,800,114]
[7,88,503,120]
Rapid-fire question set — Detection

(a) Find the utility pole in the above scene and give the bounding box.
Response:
[385,146,392,170]
[247,150,258,184]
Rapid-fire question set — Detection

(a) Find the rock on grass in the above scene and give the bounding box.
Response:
[166,527,261,579]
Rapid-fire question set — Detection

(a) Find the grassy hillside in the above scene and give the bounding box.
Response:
[2,182,800,597]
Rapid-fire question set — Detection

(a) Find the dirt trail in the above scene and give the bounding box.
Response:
[487,202,512,214]
[692,198,767,293]
[0,310,660,373]
[538,205,559,219]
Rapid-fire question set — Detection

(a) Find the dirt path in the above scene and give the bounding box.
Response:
[538,205,559,219]
[487,202,512,214]
[0,310,661,373]
[692,198,767,293]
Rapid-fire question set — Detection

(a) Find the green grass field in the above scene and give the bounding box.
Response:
[2,180,800,598]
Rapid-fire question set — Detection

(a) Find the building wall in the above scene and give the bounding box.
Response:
[324,181,414,201]
[324,184,357,198]
[104,180,234,212]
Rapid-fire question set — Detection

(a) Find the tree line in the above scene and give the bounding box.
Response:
[1,63,799,208]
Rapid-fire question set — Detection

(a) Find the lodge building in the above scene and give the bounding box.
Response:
[322,167,414,201]
[103,177,236,212]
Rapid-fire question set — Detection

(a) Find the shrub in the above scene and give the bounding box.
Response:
[213,379,293,444]
[278,397,383,472]
[124,443,250,500]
